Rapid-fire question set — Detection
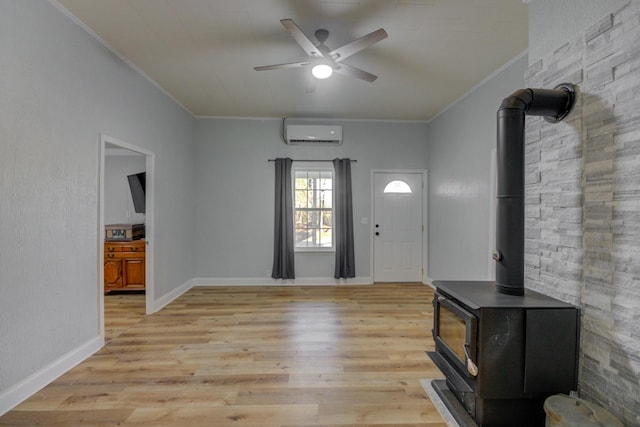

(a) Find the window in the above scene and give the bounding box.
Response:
[293,163,333,250]
[384,180,412,194]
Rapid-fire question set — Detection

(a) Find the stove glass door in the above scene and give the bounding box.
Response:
[434,296,477,377]
[439,303,467,361]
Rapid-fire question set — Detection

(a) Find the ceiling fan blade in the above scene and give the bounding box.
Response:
[254,61,311,71]
[333,63,378,82]
[330,28,388,62]
[280,19,323,58]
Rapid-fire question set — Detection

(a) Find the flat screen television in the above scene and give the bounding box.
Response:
[127,172,146,214]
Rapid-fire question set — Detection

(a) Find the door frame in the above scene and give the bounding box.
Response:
[98,133,155,341]
[370,169,428,283]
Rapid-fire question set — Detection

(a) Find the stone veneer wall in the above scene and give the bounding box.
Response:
[524,2,640,425]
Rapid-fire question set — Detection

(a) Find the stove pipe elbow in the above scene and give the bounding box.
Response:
[494,83,576,296]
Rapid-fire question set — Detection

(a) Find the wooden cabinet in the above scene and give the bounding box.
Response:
[104,240,145,293]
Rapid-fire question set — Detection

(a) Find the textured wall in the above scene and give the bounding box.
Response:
[525,2,640,425]
[0,0,195,400]
[428,54,527,281]
[104,155,146,225]
[194,118,429,281]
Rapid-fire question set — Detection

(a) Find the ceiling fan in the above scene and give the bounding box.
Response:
[254,19,388,82]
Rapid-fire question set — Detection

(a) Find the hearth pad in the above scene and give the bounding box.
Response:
[420,378,469,427]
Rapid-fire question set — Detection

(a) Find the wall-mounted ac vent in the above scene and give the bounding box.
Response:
[285,125,343,145]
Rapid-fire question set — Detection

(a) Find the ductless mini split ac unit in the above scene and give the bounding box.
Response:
[285,125,343,145]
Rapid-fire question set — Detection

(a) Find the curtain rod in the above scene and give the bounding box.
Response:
[267,159,357,162]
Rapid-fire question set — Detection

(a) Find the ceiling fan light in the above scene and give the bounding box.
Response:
[312,64,333,79]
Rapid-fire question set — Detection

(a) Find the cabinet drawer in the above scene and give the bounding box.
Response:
[106,252,145,259]
[121,244,145,252]
[120,252,146,259]
[105,245,122,252]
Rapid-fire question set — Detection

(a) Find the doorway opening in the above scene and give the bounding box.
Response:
[99,134,154,342]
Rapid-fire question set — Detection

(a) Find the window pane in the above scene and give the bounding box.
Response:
[320,189,332,208]
[295,227,309,244]
[294,190,307,208]
[321,229,332,247]
[293,166,334,249]
[320,177,332,189]
[301,190,313,208]
[384,180,412,193]
[322,211,332,228]
[295,210,307,226]
[295,177,308,190]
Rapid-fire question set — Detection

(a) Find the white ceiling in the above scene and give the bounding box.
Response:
[55,0,528,121]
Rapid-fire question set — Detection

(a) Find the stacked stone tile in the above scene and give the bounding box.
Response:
[524,2,640,425]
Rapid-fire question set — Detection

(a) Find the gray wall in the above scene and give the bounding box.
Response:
[0,0,195,398]
[526,1,640,425]
[427,54,528,281]
[104,155,146,225]
[193,118,429,281]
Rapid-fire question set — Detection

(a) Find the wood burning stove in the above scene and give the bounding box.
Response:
[428,84,580,427]
[429,281,579,427]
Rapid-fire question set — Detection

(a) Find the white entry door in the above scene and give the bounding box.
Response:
[373,172,423,282]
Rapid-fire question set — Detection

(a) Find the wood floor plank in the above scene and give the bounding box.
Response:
[316,401,445,425]
[0,283,446,426]
[234,387,412,405]
[124,405,319,426]
[0,409,135,426]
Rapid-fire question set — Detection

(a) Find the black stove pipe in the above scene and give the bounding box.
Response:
[494,83,576,296]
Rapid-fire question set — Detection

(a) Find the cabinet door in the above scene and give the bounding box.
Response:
[104,258,123,290]
[122,258,145,289]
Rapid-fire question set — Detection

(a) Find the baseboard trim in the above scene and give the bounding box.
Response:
[193,276,373,286]
[0,336,102,416]
[150,279,194,313]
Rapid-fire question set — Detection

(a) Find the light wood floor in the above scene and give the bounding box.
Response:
[0,284,446,426]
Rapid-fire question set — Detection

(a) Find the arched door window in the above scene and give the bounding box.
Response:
[383,180,412,194]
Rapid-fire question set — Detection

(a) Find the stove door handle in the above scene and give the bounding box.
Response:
[464,344,478,377]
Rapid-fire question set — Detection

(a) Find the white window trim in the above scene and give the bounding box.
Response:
[292,161,335,253]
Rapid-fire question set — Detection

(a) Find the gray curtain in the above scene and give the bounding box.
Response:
[333,158,355,278]
[271,158,295,279]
